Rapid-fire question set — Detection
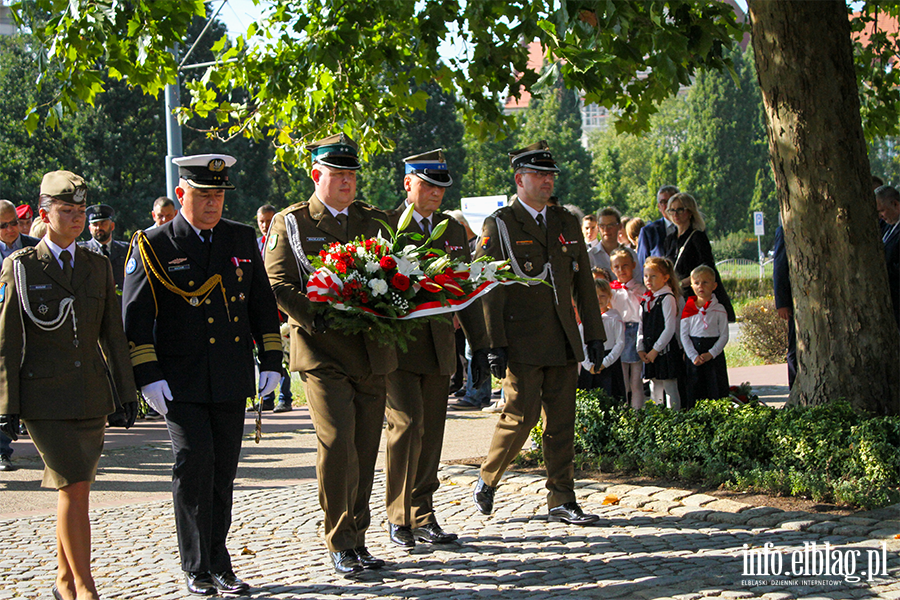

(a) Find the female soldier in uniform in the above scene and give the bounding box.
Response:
[0,171,137,600]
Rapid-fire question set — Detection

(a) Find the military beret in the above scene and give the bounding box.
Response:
[306,133,361,171]
[173,154,237,190]
[40,171,87,204]
[85,204,115,223]
[403,148,452,188]
[15,205,32,219]
[509,140,560,173]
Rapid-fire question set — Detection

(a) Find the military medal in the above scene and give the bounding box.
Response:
[239,293,246,301]
[573,262,579,272]
[235,268,243,278]
[562,246,568,253]
[38,304,49,315]
[190,297,199,306]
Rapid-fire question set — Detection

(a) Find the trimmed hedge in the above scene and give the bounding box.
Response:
[721,276,774,301]
[528,390,900,509]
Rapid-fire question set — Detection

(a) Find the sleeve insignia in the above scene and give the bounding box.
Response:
[0,282,5,304]
[125,257,137,274]
[268,233,278,251]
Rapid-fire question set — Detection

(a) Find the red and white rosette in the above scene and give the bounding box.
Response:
[307,268,343,302]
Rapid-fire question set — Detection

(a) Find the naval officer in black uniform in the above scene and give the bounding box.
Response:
[123,154,283,596]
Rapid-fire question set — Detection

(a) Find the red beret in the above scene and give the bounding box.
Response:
[15,205,32,219]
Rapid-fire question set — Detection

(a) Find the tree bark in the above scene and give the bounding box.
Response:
[749,0,899,415]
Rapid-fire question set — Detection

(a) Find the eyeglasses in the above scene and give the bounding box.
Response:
[520,170,558,180]
[0,218,18,230]
[666,207,687,216]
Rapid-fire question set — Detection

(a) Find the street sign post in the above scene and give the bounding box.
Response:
[754,211,765,277]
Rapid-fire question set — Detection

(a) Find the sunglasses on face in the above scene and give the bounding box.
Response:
[0,218,18,230]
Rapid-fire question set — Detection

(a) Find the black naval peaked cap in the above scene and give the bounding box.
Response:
[85,204,115,223]
[40,170,87,204]
[508,140,560,173]
[403,148,452,188]
[306,133,361,170]
[173,154,237,190]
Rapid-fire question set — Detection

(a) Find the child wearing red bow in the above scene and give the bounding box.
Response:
[609,248,647,409]
[679,265,730,408]
[638,257,682,409]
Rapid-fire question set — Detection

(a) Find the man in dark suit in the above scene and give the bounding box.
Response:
[772,224,797,388]
[384,149,490,548]
[636,185,679,275]
[79,204,129,291]
[472,141,606,526]
[264,134,397,576]
[123,154,283,596]
[875,186,900,328]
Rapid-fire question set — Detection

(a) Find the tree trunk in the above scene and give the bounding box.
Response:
[749,0,899,415]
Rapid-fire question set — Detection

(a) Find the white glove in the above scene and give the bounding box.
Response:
[141,380,172,416]
[258,371,281,398]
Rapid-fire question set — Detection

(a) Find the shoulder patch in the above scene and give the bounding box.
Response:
[125,257,137,275]
[267,233,278,251]
[282,201,309,214]
[0,281,5,304]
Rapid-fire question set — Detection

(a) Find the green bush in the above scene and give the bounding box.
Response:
[711,230,759,260]
[528,392,900,510]
[721,277,774,301]
[738,295,787,363]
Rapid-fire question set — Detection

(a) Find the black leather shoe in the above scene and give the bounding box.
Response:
[354,546,385,569]
[211,570,250,594]
[330,550,363,577]
[473,477,495,515]
[548,502,600,526]
[184,571,216,596]
[0,455,14,472]
[388,522,416,547]
[413,521,458,544]
[51,585,63,600]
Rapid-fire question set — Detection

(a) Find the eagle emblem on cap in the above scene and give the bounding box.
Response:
[74,188,86,203]
[208,159,226,172]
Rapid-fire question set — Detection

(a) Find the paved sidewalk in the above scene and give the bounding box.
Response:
[1,464,898,599]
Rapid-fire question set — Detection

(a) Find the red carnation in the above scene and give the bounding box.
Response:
[380,256,397,270]
[391,272,411,291]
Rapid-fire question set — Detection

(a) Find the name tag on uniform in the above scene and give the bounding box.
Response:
[516,240,534,246]
[168,264,190,272]
[29,284,52,290]
[307,237,326,242]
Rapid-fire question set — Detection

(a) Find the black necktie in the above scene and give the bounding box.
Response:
[420,218,431,236]
[101,244,110,258]
[200,229,212,266]
[60,249,73,284]
[536,213,547,232]
[336,213,348,238]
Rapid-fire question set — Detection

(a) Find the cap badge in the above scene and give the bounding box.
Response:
[208,159,226,172]
[73,188,86,203]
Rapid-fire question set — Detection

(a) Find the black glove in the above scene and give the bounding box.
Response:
[470,348,492,388]
[0,414,20,442]
[108,402,138,429]
[586,340,607,369]
[313,312,332,334]
[487,347,509,380]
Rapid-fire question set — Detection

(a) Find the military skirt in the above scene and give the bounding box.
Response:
[24,417,106,489]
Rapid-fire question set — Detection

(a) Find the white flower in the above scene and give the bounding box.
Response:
[396,255,423,277]
[356,247,367,258]
[483,262,499,282]
[468,261,484,281]
[368,278,388,296]
[365,261,380,273]
[402,244,417,255]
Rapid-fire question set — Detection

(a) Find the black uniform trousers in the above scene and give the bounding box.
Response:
[165,399,246,573]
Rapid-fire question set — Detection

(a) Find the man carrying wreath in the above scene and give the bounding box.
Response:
[264,133,397,576]
[383,149,491,548]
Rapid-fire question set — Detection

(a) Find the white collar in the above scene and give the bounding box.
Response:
[519,199,547,223]
[323,204,349,219]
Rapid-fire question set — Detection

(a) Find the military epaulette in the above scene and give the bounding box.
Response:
[281,201,309,215]
[490,205,513,219]
[7,247,36,261]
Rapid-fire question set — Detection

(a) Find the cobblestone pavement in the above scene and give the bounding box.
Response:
[1,463,898,600]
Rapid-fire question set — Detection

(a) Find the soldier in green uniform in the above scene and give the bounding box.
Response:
[264,134,397,576]
[0,171,137,600]
[472,141,607,526]
[123,154,283,596]
[384,149,491,548]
